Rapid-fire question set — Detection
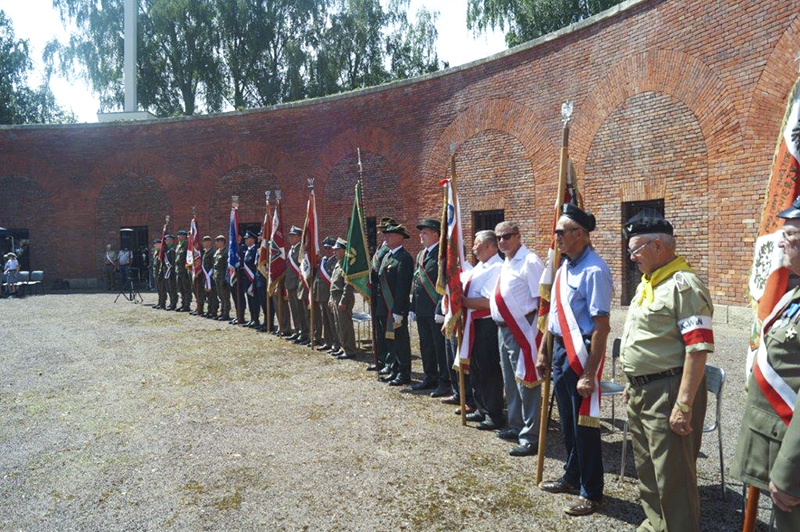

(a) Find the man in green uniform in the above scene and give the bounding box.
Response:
[732,196,800,531]
[152,239,166,309]
[369,217,396,372]
[619,211,713,532]
[175,229,192,312]
[196,236,216,318]
[285,226,309,344]
[163,234,178,310]
[314,237,338,351]
[376,223,414,386]
[330,237,357,359]
[212,235,231,321]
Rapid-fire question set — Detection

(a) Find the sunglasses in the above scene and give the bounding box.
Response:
[497,232,518,241]
[554,227,581,237]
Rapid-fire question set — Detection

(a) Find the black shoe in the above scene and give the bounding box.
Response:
[248,322,260,329]
[411,379,437,391]
[378,367,392,376]
[286,333,299,341]
[465,412,486,422]
[476,419,503,431]
[293,336,308,344]
[175,308,185,313]
[389,377,411,386]
[509,441,537,457]
[379,374,396,383]
[166,306,176,311]
[366,364,380,372]
[496,428,520,442]
[318,344,331,351]
[336,352,356,360]
[189,311,198,316]
[430,387,450,398]
[256,324,267,332]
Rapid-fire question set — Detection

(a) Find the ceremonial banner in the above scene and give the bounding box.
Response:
[300,185,319,299]
[188,216,202,280]
[228,206,240,285]
[436,175,464,338]
[257,203,271,279]
[747,76,800,377]
[268,200,287,294]
[344,181,371,301]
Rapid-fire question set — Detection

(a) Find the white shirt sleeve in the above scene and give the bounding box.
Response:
[526,253,544,301]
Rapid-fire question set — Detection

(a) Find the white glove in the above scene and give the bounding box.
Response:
[434,314,445,324]
[393,313,403,325]
[409,311,416,322]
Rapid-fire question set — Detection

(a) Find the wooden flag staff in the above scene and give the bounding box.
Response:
[265,190,272,333]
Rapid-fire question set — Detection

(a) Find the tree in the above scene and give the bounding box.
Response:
[467,0,624,47]
[0,11,75,125]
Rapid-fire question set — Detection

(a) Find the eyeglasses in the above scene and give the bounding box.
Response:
[554,228,580,237]
[627,240,655,256]
[781,229,800,241]
[497,232,519,241]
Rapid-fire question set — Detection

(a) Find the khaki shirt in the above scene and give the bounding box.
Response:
[330,260,354,307]
[620,269,714,376]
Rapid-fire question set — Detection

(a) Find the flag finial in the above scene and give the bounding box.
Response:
[265,190,271,202]
[561,101,574,125]
[232,195,239,209]
[275,190,282,201]
[191,206,196,217]
[165,215,170,224]
[307,178,315,191]
[449,142,457,155]
[357,147,363,174]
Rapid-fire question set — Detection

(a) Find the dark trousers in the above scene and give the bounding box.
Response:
[233,277,247,322]
[245,282,260,323]
[380,315,411,379]
[375,315,389,367]
[446,337,474,405]
[470,319,504,423]
[417,316,449,387]
[552,335,604,501]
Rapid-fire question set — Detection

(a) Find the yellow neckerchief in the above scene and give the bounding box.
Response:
[637,255,694,307]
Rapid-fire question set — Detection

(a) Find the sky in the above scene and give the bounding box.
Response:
[1,0,507,124]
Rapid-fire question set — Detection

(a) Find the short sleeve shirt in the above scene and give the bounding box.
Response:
[465,253,502,299]
[489,245,545,323]
[620,269,714,376]
[547,246,613,337]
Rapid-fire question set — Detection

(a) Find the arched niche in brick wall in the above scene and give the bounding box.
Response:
[453,129,536,262]
[0,175,57,275]
[320,151,404,243]
[95,172,172,274]
[208,165,282,237]
[583,91,709,305]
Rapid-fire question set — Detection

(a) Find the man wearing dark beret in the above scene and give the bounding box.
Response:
[619,209,713,531]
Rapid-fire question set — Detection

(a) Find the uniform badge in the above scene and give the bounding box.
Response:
[674,271,689,291]
[787,326,798,340]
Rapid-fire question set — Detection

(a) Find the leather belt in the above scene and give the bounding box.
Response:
[626,367,683,387]
[496,311,535,328]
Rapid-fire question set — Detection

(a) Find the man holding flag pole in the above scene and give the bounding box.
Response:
[228,196,244,325]
[257,191,272,332]
[300,179,320,350]
[269,191,290,336]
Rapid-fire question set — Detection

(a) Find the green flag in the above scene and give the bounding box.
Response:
[344,181,371,302]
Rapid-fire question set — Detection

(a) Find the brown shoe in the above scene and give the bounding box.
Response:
[564,497,604,516]
[454,404,475,416]
[538,478,579,494]
[440,394,459,405]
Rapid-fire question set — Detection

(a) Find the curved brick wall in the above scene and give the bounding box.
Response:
[1,0,799,305]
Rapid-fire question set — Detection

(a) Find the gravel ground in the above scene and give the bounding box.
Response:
[0,292,776,531]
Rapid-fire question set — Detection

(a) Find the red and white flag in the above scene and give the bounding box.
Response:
[268,200,287,295]
[257,202,271,280]
[437,177,464,338]
[300,187,319,301]
[187,216,202,281]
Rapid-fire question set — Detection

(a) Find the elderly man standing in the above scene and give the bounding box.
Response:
[285,226,309,344]
[620,210,712,531]
[103,244,118,290]
[490,221,544,456]
[330,238,357,359]
[538,204,612,517]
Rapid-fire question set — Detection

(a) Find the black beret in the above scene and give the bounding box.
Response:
[176,229,188,236]
[244,230,258,240]
[288,226,303,236]
[778,196,800,220]
[322,236,336,247]
[561,203,596,232]
[623,209,673,239]
[416,218,441,232]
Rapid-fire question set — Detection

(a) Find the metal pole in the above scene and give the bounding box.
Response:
[265,191,272,332]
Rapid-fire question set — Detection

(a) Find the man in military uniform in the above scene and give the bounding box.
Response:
[242,230,261,328]
[162,234,178,310]
[212,235,231,321]
[370,217,396,372]
[285,226,309,344]
[732,196,800,531]
[196,235,217,318]
[314,237,338,350]
[410,218,450,396]
[375,223,414,386]
[174,229,192,312]
[152,239,166,309]
[620,211,712,532]
[330,237,357,359]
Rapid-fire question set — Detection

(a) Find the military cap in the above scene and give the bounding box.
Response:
[623,209,674,239]
[215,234,227,242]
[333,237,348,249]
[153,239,162,244]
[202,235,212,241]
[378,217,398,230]
[561,203,596,232]
[322,236,336,248]
[416,218,441,233]
[165,234,175,240]
[778,196,800,220]
[382,223,410,239]
[176,229,188,236]
[244,230,258,240]
[288,225,303,236]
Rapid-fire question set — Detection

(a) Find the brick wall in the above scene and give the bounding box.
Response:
[1,0,798,306]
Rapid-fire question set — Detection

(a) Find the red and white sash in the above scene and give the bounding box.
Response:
[748,289,797,425]
[493,270,541,385]
[202,259,212,291]
[288,246,302,277]
[242,262,255,296]
[554,265,602,426]
[318,257,332,286]
[457,275,491,368]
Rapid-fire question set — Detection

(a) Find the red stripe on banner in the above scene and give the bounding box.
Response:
[554,272,585,377]
[682,328,713,346]
[493,278,538,382]
[753,360,794,426]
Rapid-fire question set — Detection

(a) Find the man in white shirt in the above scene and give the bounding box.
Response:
[3,252,19,296]
[461,230,505,430]
[489,221,545,456]
[118,247,132,287]
[103,244,118,290]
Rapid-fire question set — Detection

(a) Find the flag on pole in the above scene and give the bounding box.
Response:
[257,202,271,279]
[228,205,240,285]
[187,216,202,281]
[746,76,800,375]
[344,180,371,301]
[300,185,319,300]
[268,199,287,295]
[436,169,465,338]
[158,218,168,263]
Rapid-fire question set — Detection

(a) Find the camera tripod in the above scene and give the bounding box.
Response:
[115,277,143,304]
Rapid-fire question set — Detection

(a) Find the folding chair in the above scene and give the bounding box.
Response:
[703,364,726,499]
[29,270,44,295]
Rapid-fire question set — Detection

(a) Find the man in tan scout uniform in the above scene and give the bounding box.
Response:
[212,235,231,321]
[313,237,338,350]
[152,239,166,309]
[620,210,712,532]
[732,196,800,531]
[330,237,357,359]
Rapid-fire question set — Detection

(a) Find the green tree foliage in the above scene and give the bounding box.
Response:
[467,0,624,47]
[53,0,446,117]
[0,11,75,125]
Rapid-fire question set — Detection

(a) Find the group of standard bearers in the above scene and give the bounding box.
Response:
[146,200,800,530]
